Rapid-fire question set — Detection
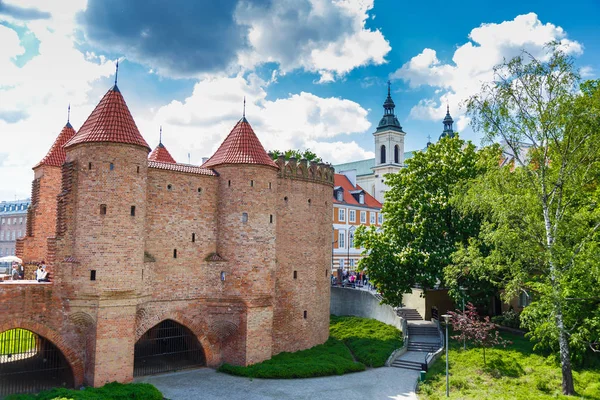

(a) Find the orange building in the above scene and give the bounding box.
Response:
[0,81,333,396]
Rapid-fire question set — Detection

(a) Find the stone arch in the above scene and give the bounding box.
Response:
[0,320,84,387]
[68,311,95,334]
[135,308,217,366]
[308,167,315,179]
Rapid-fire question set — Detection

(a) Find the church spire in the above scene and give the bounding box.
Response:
[440,103,455,139]
[376,80,403,132]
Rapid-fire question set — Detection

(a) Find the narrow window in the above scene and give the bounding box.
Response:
[394,145,400,164]
[270,215,273,223]
[380,145,386,164]
[88,162,92,170]
[242,212,248,223]
[192,233,196,242]
[173,249,177,258]
[308,199,311,205]
[293,271,297,279]
[167,184,172,190]
[90,270,96,281]
[326,270,328,277]
[100,204,107,215]
[284,196,288,202]
[109,163,114,170]
[228,180,231,187]
[250,180,254,187]
[137,166,140,174]
[269,182,272,189]
[197,188,202,193]
[130,206,136,216]
[303,310,307,319]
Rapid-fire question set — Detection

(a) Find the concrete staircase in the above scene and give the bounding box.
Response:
[396,308,423,321]
[390,321,442,372]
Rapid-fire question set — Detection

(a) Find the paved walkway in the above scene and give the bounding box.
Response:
[137,366,419,400]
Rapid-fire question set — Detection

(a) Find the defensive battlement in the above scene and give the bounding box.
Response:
[273,155,335,186]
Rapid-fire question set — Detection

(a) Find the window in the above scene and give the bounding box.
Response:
[0,232,4,240]
[7,219,10,225]
[88,162,92,170]
[130,206,136,216]
[197,188,202,193]
[380,145,386,164]
[173,249,177,258]
[192,233,196,242]
[519,291,531,307]
[90,270,96,281]
[109,163,114,170]
[370,212,376,224]
[250,180,254,187]
[1,218,4,224]
[348,234,354,249]
[349,210,356,223]
[359,193,364,204]
[339,258,345,268]
[228,180,231,187]
[137,166,140,173]
[338,230,345,249]
[100,204,107,215]
[167,184,172,190]
[394,144,399,164]
[242,212,248,223]
[269,182,272,189]
[378,213,383,224]
[336,191,343,201]
[19,217,23,224]
[270,215,273,223]
[293,271,297,279]
[12,231,15,240]
[350,259,355,267]
[303,310,307,319]
[12,218,16,224]
[360,211,366,224]
[17,231,22,238]
[338,208,345,222]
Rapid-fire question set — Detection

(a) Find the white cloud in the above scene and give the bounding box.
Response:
[235,0,390,82]
[143,75,372,165]
[391,13,583,126]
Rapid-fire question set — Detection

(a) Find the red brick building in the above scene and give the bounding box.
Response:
[1,82,333,395]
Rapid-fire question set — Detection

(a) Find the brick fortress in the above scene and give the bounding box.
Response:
[3,80,334,388]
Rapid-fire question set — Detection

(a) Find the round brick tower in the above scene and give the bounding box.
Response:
[202,116,279,365]
[62,84,150,295]
[60,83,150,385]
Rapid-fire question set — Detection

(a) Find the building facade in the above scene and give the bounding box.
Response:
[334,84,455,203]
[0,199,30,258]
[0,80,333,395]
[332,171,382,270]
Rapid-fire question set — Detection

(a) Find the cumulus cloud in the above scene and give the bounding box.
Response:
[140,75,372,165]
[0,2,50,20]
[391,13,583,125]
[79,0,390,80]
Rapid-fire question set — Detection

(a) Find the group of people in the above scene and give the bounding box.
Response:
[10,261,49,282]
[331,269,370,289]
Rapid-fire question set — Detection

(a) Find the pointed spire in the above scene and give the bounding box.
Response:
[243,96,246,120]
[159,125,163,145]
[115,59,119,86]
[65,85,150,150]
[66,104,72,128]
[202,117,278,169]
[440,103,455,140]
[377,79,403,132]
[387,80,391,97]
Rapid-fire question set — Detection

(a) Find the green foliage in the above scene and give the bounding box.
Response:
[355,135,491,306]
[5,382,162,400]
[0,329,35,355]
[418,332,600,399]
[218,337,365,378]
[329,315,403,367]
[218,316,403,378]
[491,310,521,330]
[269,149,323,163]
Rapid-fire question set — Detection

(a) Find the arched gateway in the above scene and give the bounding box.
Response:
[134,320,206,376]
[0,328,74,397]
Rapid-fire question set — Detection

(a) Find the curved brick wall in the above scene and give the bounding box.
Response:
[330,287,403,331]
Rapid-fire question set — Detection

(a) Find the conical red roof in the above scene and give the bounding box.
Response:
[34,122,77,168]
[149,143,176,163]
[65,86,150,151]
[202,117,278,169]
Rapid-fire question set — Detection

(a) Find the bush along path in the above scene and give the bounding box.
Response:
[219,315,403,378]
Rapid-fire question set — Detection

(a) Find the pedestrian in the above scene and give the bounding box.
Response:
[11,264,20,280]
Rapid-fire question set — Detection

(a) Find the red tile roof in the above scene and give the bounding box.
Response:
[148,161,217,176]
[148,143,176,163]
[34,123,76,168]
[65,86,150,151]
[333,174,382,209]
[202,117,278,169]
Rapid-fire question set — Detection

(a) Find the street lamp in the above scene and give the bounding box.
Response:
[347,225,355,274]
[441,314,451,397]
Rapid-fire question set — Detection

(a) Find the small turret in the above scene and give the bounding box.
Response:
[148,127,176,163]
[376,81,403,133]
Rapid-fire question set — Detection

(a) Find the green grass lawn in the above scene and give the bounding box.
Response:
[5,382,162,400]
[219,315,403,378]
[418,332,600,399]
[0,329,36,356]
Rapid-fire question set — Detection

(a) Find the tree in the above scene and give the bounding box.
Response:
[269,149,323,163]
[464,44,600,395]
[449,302,510,365]
[354,135,488,306]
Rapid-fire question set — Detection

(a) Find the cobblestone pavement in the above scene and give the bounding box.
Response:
[137,366,419,400]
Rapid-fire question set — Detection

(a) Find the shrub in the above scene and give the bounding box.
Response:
[491,310,521,329]
[5,382,162,400]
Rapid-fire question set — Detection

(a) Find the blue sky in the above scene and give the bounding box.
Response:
[1,0,598,199]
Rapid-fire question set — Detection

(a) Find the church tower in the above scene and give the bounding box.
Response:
[439,105,455,139]
[371,81,406,202]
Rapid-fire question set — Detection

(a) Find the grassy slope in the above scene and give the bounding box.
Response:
[419,332,600,400]
[0,329,35,356]
[219,315,403,378]
[5,382,162,400]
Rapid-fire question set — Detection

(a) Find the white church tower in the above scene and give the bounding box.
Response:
[371,81,406,202]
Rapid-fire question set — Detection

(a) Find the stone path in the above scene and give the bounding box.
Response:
[137,366,419,400]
